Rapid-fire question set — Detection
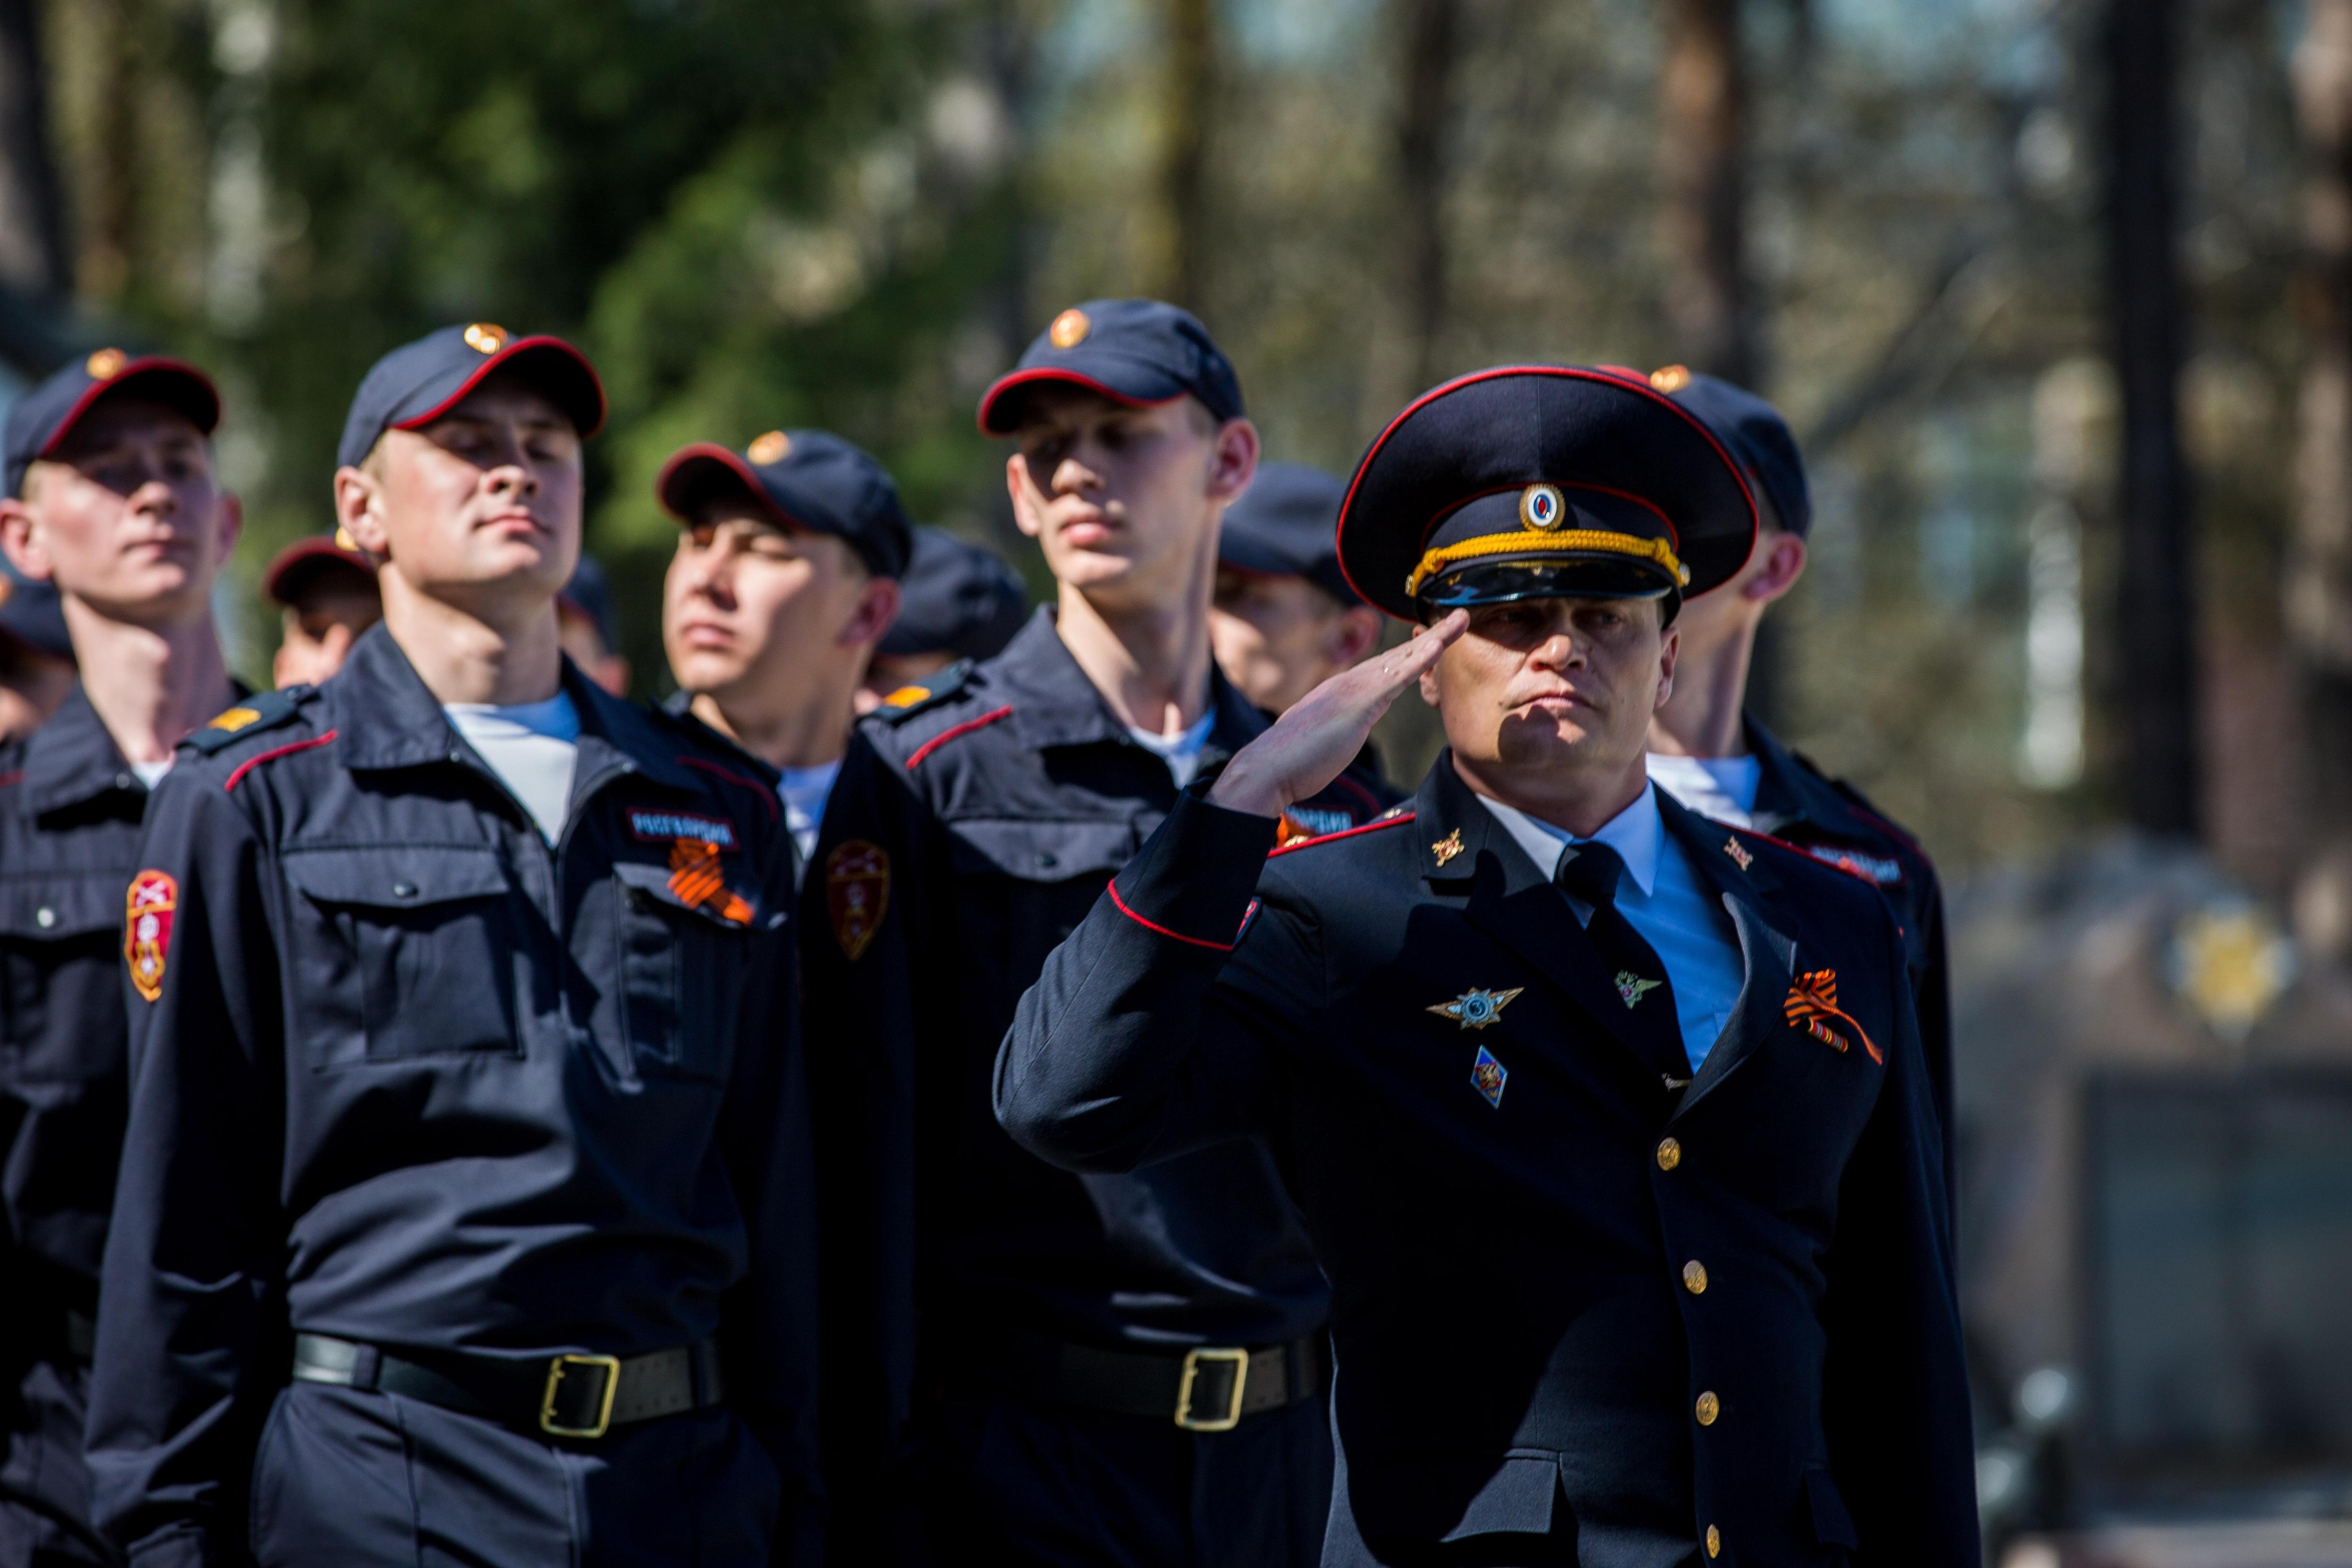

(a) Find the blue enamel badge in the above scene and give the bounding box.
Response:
[1427,986,1523,1030]
[1470,1045,1508,1108]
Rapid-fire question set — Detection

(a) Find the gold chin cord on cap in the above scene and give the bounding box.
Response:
[1404,529,1690,599]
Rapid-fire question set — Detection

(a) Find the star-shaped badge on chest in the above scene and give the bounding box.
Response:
[1428,986,1523,1030]
[1615,970,1662,1009]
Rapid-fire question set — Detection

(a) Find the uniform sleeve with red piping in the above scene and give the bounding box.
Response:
[87,755,285,1568]
[995,790,1312,1175]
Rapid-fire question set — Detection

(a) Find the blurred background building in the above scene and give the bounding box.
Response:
[0,0,2347,1560]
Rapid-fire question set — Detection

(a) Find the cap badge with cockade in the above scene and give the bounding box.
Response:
[462,323,508,355]
[1049,308,1091,349]
[1519,484,1565,531]
[747,430,791,465]
[85,348,127,380]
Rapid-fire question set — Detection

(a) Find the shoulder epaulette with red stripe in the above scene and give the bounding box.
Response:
[870,660,974,726]
[1268,809,1416,859]
[1726,823,1880,889]
[184,687,308,755]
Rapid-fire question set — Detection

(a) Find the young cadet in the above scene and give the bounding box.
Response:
[997,366,1977,1567]
[1642,367,1957,1189]
[86,325,818,1568]
[0,349,241,1567]
[807,301,1334,1567]
[0,575,75,740]
[854,524,1027,714]
[261,525,380,688]
[1210,460,1399,837]
[557,554,631,697]
[657,429,909,866]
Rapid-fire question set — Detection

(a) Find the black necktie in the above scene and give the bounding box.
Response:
[1554,841,1690,1089]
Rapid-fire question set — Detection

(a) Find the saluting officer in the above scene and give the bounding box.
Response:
[86,325,819,1567]
[855,524,1027,715]
[806,301,1334,1567]
[1210,461,1400,838]
[0,350,242,1568]
[656,428,911,866]
[1641,367,1957,1192]
[997,366,1977,1567]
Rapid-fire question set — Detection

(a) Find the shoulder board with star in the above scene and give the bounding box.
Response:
[184,687,310,754]
[869,660,975,725]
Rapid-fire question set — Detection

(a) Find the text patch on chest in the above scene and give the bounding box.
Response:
[629,810,738,851]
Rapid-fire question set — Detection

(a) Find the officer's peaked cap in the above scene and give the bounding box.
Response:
[1336,366,1757,623]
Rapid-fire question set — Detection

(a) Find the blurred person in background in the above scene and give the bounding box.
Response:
[807,300,1334,1568]
[854,523,1025,714]
[86,325,821,1568]
[0,575,76,741]
[556,553,631,696]
[1641,367,1956,1188]
[1210,460,1400,838]
[658,428,909,867]
[0,348,241,1568]
[261,524,380,688]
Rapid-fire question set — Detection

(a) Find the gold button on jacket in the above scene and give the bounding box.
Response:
[1682,1259,1708,1294]
[1655,1136,1681,1170]
[1706,1524,1721,1557]
[1696,1391,1719,1425]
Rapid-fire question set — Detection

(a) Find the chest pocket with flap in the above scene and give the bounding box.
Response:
[610,860,753,1082]
[282,845,519,1067]
[0,872,126,1081]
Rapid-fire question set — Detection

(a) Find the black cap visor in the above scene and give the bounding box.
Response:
[1418,556,1683,625]
[977,362,1192,435]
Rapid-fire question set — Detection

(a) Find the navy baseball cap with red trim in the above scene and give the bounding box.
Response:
[262,526,378,606]
[1335,366,1758,624]
[1217,462,1361,607]
[336,322,606,470]
[879,525,1028,660]
[1646,365,1813,539]
[977,298,1244,435]
[5,347,221,498]
[657,428,913,580]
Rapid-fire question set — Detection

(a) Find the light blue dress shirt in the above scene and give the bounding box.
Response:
[1478,784,1748,1072]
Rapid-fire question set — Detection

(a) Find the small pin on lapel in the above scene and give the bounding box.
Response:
[1723,837,1753,871]
[1615,970,1662,1009]
[1428,987,1522,1030]
[1470,1045,1508,1107]
[1431,828,1465,867]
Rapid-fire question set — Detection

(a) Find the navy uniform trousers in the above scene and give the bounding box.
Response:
[997,757,1980,1568]
[87,627,818,1568]
[805,609,1334,1567]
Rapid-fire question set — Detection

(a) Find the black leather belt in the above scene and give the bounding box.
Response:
[959,1328,1327,1432]
[291,1333,723,1441]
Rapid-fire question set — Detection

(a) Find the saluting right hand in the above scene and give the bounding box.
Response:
[1209,610,1468,820]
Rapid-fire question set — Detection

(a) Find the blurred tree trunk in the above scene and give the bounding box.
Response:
[1657,0,1754,387]
[2291,0,2352,956]
[2104,0,2200,838]
[1155,0,1213,309]
[0,0,64,300]
[1397,0,1458,391]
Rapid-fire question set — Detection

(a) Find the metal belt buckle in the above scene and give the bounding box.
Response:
[540,1353,622,1439]
[1174,1346,1249,1433]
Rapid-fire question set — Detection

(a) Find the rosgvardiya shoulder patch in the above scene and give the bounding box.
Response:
[826,840,890,960]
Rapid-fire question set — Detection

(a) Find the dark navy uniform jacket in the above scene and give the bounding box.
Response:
[802,609,1329,1502]
[996,758,1977,1568]
[1737,719,1955,1204]
[86,626,818,1567]
[0,688,151,1345]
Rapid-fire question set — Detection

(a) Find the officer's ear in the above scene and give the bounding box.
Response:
[0,495,45,583]
[334,458,390,559]
[1205,415,1259,506]
[1653,612,1679,711]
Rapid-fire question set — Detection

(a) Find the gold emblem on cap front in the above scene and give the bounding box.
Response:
[462,323,508,355]
[85,348,127,380]
[746,430,791,465]
[1049,308,1091,349]
[1519,484,1566,531]
[1649,364,1692,393]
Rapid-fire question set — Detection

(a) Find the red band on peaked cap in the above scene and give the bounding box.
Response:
[654,443,816,532]
[38,358,222,459]
[1335,366,1758,621]
[386,335,606,444]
